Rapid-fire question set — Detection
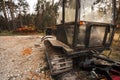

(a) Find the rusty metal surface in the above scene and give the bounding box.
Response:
[48,39,73,52]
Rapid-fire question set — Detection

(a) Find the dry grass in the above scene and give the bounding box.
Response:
[110,31,120,61]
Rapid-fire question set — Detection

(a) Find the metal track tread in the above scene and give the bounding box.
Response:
[44,40,73,75]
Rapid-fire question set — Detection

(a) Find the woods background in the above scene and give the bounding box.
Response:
[0,0,120,32]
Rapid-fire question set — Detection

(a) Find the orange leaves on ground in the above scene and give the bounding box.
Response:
[22,47,32,55]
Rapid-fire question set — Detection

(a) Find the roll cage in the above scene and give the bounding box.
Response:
[55,0,116,51]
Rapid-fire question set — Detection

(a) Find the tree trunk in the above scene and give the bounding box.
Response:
[9,0,16,30]
[2,0,10,30]
[116,1,120,24]
[52,0,54,6]
[19,11,23,27]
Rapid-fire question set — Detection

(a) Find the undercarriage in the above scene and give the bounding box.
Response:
[44,39,120,80]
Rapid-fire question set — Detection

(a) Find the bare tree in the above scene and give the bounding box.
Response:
[116,0,120,24]
[17,0,29,27]
[52,0,54,6]
[9,0,16,30]
[1,0,10,30]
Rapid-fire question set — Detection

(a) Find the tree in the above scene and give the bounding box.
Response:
[0,15,6,31]
[0,0,31,31]
[35,0,58,31]
[116,0,120,24]
[35,0,46,31]
[0,0,9,30]
[17,0,29,26]
[8,0,16,30]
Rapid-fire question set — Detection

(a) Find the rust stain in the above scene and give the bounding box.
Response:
[22,47,32,55]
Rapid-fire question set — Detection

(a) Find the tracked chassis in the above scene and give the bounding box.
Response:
[44,39,120,80]
[44,39,73,75]
[44,39,91,80]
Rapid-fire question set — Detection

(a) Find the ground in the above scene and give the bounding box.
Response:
[0,33,120,80]
[0,35,51,80]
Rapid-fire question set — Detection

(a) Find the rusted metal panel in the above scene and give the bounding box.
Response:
[48,39,73,52]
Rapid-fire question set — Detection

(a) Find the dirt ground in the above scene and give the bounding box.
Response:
[0,35,51,80]
[0,34,120,80]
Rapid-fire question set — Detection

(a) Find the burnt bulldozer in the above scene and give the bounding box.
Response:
[43,0,120,80]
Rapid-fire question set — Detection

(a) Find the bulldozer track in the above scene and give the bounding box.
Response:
[44,40,73,75]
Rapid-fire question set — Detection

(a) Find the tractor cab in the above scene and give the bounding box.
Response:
[54,0,116,55]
